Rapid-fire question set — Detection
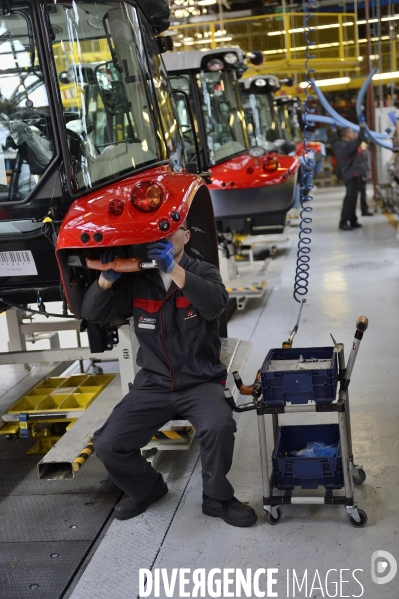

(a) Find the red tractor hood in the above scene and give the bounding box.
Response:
[56,165,204,251]
[295,141,323,157]
[208,153,300,190]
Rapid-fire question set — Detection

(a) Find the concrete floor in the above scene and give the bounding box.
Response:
[65,187,399,599]
[3,186,399,599]
[145,188,399,599]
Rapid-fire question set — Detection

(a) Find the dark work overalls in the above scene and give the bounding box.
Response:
[333,127,367,226]
[81,253,237,502]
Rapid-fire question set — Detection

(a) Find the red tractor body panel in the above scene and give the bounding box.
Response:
[295,141,323,157]
[208,154,299,190]
[56,165,202,251]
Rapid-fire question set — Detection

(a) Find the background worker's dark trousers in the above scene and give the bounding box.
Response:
[360,177,369,214]
[94,381,237,502]
[340,177,361,225]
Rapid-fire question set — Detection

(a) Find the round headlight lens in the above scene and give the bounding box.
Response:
[207,59,224,72]
[223,52,238,65]
[263,154,279,172]
[108,199,124,216]
[255,78,267,87]
[131,182,162,212]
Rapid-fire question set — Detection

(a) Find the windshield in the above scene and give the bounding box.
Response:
[277,103,302,143]
[168,74,199,164]
[49,1,175,191]
[277,105,292,142]
[0,6,55,202]
[243,92,279,147]
[197,70,247,165]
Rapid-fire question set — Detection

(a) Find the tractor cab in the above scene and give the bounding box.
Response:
[274,95,323,161]
[240,75,292,153]
[274,95,303,143]
[163,49,300,236]
[0,1,218,318]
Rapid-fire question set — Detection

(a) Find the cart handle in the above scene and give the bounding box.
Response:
[224,388,260,413]
[356,316,368,334]
[233,370,262,398]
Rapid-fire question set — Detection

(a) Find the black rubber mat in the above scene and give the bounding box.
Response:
[0,437,123,599]
[0,456,119,495]
[0,541,91,599]
[0,437,37,459]
[0,493,121,542]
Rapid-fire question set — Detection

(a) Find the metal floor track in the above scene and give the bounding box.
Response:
[66,441,201,599]
[0,436,122,599]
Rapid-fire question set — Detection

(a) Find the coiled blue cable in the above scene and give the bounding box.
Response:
[293,0,316,304]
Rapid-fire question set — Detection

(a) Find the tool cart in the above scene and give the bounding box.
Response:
[225,316,368,527]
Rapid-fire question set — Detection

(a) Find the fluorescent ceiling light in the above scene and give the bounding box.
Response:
[313,24,339,30]
[198,0,217,5]
[357,15,399,24]
[300,77,351,88]
[372,71,399,80]
[267,30,285,36]
[184,36,233,45]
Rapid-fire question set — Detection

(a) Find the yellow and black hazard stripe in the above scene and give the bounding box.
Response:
[226,281,267,293]
[152,429,192,442]
[72,442,94,472]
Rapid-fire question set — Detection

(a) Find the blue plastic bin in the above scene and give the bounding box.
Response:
[272,424,343,490]
[260,346,338,405]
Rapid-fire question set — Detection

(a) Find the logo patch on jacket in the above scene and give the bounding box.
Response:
[184,309,197,321]
[138,316,156,329]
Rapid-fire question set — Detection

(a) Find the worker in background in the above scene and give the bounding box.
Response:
[81,223,257,528]
[359,141,374,216]
[332,116,368,231]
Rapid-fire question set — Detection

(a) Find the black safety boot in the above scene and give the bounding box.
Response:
[202,495,257,527]
[114,474,168,520]
[350,222,362,228]
[339,223,353,231]
[362,211,374,216]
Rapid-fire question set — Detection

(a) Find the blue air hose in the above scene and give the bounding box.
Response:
[312,79,390,140]
[356,68,397,151]
[303,114,340,127]
[311,79,389,140]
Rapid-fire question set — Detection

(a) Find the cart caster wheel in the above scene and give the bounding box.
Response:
[93,365,103,374]
[353,468,366,485]
[266,508,281,525]
[349,509,368,528]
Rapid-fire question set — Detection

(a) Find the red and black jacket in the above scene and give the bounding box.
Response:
[81,253,229,390]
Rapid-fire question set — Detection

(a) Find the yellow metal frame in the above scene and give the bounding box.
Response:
[172,12,360,74]
[0,374,114,455]
[172,12,398,85]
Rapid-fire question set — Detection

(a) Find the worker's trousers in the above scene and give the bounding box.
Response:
[359,177,369,214]
[93,381,237,502]
[340,177,361,225]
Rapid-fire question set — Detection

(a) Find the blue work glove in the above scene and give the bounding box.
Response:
[147,238,175,274]
[100,248,122,282]
[358,114,366,125]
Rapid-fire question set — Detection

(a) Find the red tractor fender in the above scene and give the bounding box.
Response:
[56,165,212,317]
[208,153,300,189]
[56,165,203,251]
